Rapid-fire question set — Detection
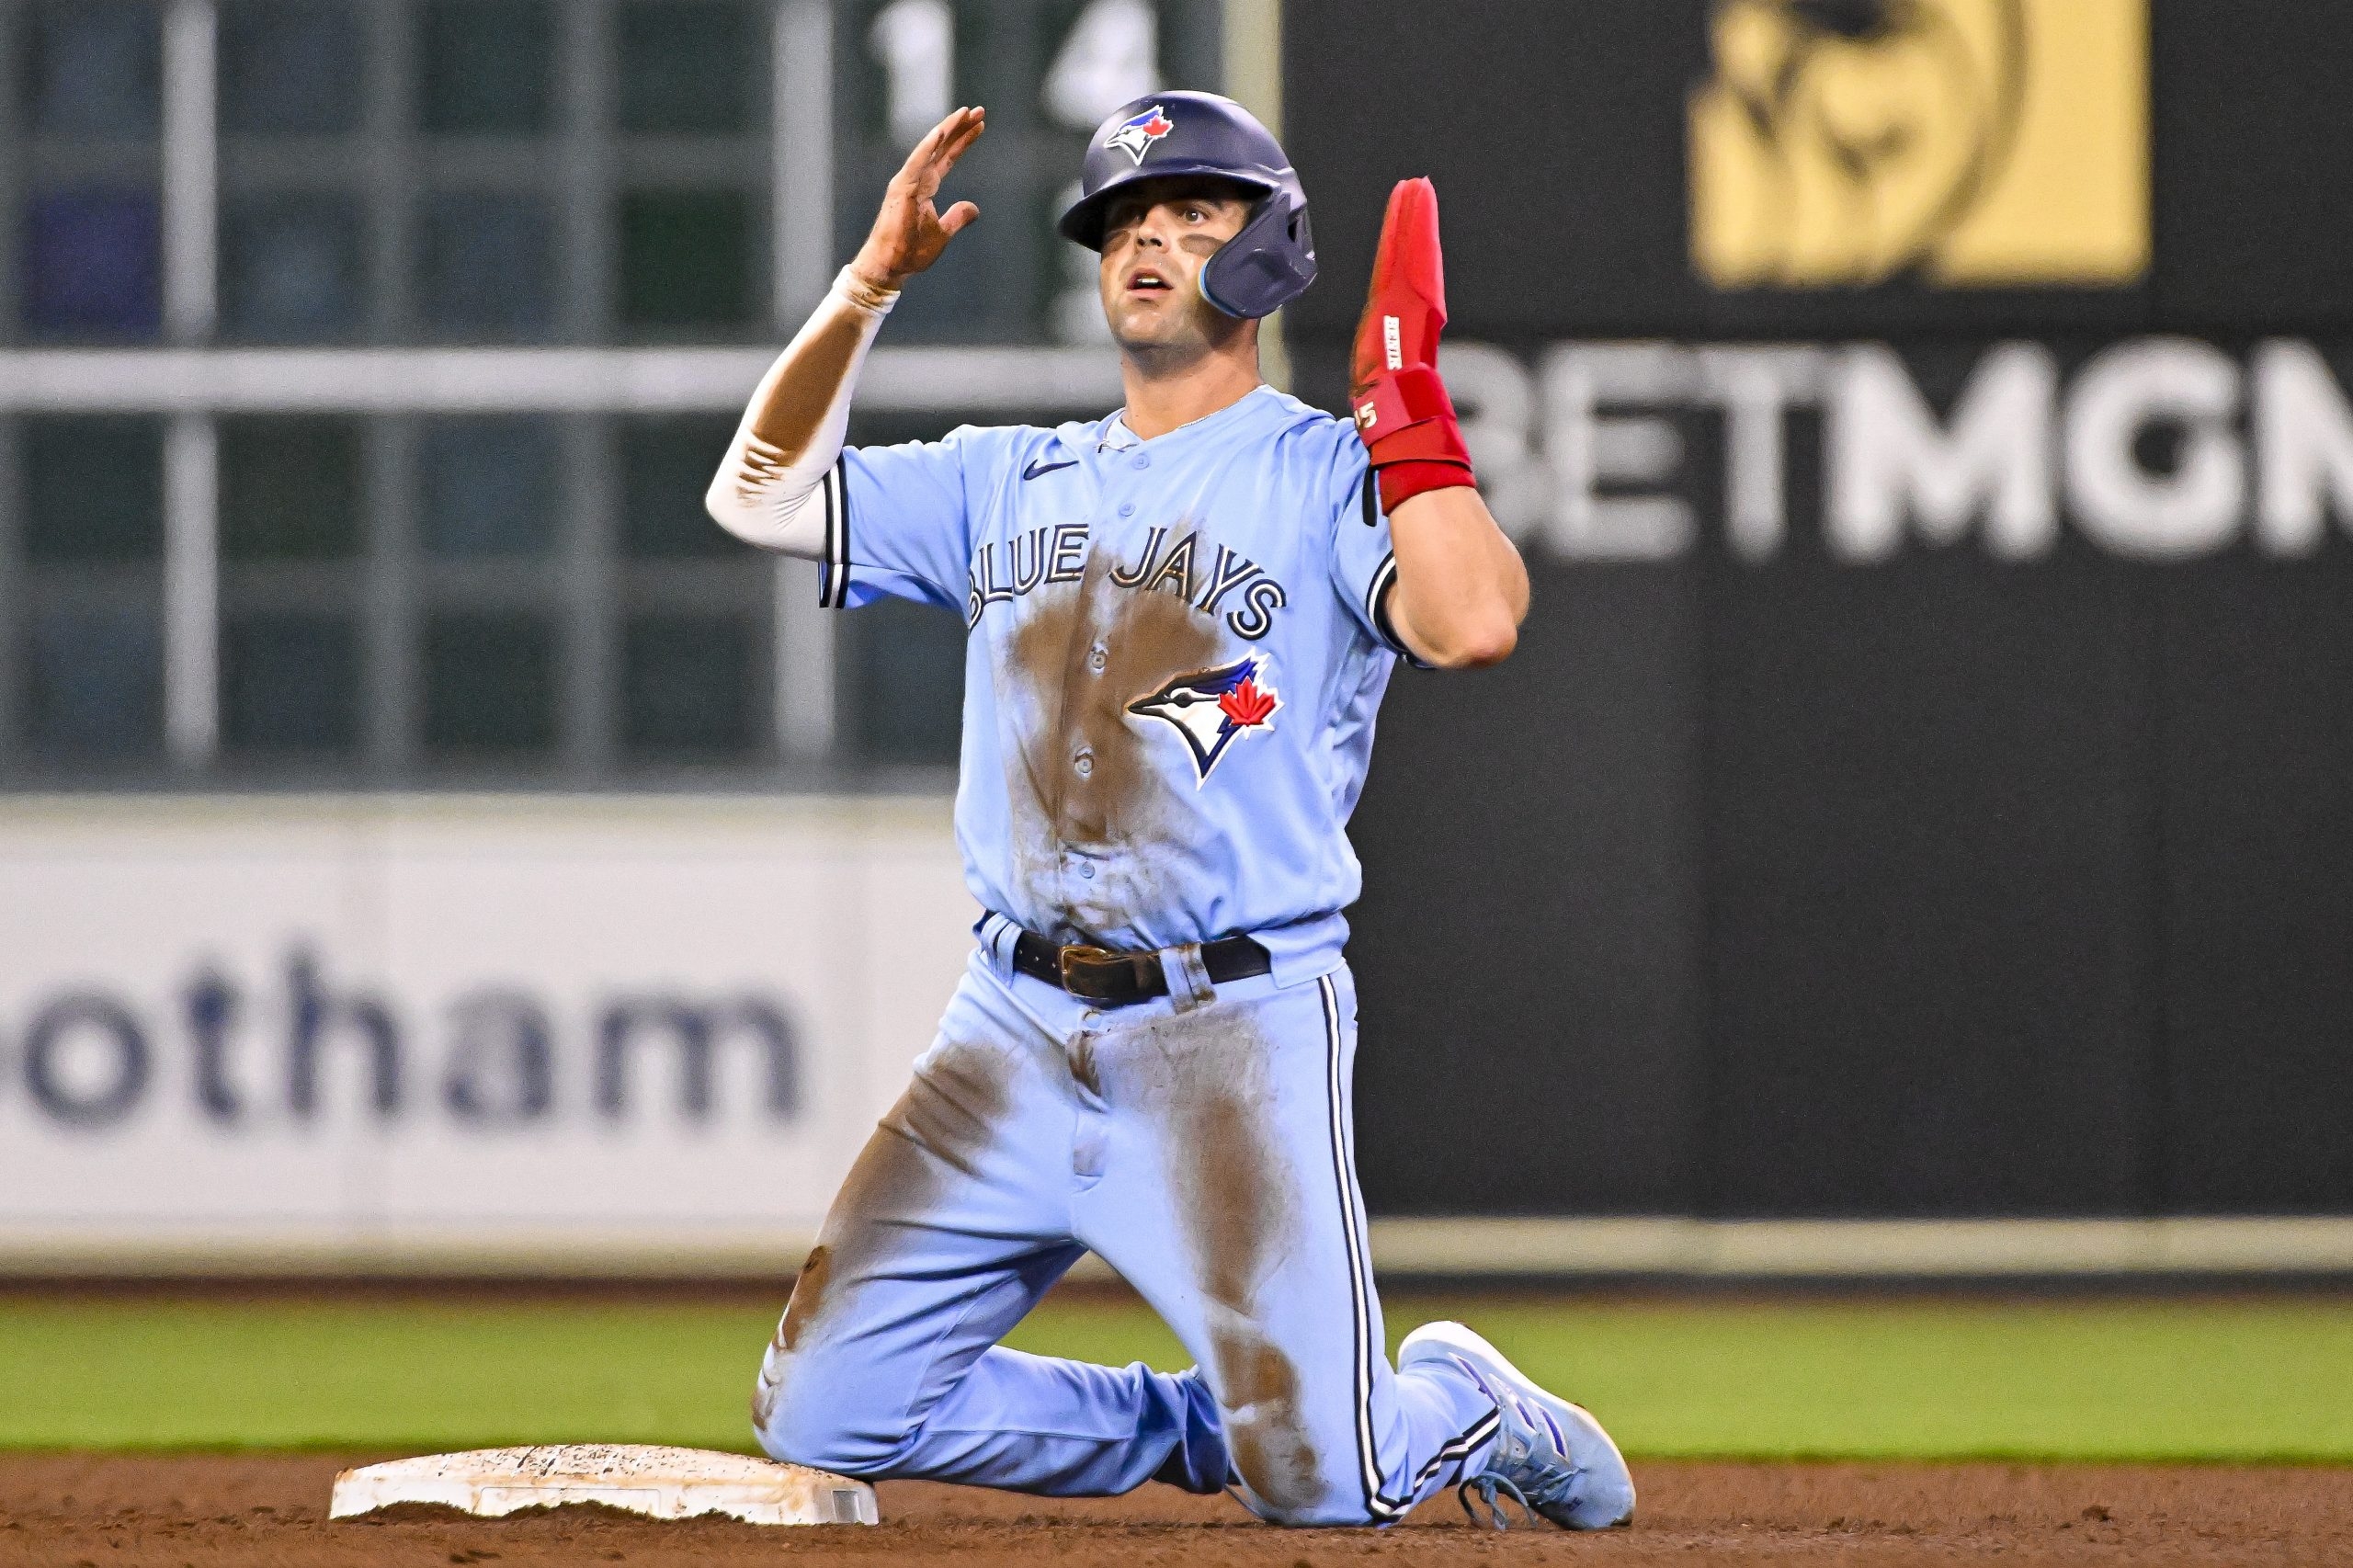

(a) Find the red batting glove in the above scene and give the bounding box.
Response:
[1349,177,1474,512]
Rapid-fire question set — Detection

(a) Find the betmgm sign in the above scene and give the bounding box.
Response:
[1459,1,2333,564]
[1446,336,2353,565]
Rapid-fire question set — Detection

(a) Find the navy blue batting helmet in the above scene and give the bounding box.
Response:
[1057,90,1315,320]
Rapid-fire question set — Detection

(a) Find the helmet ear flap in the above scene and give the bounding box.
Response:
[1200,189,1318,319]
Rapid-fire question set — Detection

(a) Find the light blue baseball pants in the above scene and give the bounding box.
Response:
[750,940,1501,1525]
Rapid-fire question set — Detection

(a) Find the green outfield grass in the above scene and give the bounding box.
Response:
[3,1291,2347,1461]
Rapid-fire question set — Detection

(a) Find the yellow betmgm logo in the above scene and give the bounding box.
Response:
[1689,0,2148,288]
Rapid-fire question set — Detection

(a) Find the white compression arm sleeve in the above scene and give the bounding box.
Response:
[704,267,899,557]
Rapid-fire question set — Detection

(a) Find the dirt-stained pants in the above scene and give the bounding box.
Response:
[750,943,1498,1526]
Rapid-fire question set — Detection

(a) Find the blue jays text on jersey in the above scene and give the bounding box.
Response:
[811,384,1415,979]
[964,522,1292,641]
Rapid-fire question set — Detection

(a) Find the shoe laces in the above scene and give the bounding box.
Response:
[1457,1460,1588,1531]
[1457,1473,1531,1530]
[1451,1369,1588,1531]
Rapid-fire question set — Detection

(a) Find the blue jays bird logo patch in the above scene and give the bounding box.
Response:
[1127,656,1281,784]
[1104,105,1176,165]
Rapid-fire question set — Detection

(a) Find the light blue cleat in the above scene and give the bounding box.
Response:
[1397,1321,1635,1531]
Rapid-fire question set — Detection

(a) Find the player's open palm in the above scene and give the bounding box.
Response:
[852,107,985,290]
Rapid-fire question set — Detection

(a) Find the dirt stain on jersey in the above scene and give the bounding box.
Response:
[754,1040,1011,1431]
[1007,547,1222,937]
[773,1244,834,1355]
[872,1040,1011,1185]
[1218,1335,1313,1512]
[1069,1031,1103,1099]
[1131,1005,1323,1513]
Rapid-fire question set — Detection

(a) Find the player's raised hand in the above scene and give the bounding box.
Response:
[1349,176,1447,405]
[850,107,985,291]
[1349,177,1473,509]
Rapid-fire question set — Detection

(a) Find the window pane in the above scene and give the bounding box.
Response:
[418,0,554,135]
[423,611,557,754]
[419,418,558,558]
[220,417,362,562]
[222,194,363,341]
[22,2,162,136]
[222,610,359,754]
[619,189,755,331]
[219,1,361,135]
[842,598,966,766]
[415,193,552,338]
[615,1,754,133]
[855,0,966,143]
[23,600,162,758]
[21,188,161,337]
[621,613,756,757]
[22,416,163,564]
[620,417,734,557]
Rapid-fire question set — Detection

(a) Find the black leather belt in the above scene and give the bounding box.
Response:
[1008,926,1271,1006]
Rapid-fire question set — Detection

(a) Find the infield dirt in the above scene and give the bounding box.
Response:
[2,1453,2344,1567]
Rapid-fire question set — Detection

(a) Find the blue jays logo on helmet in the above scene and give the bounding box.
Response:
[1059,90,1315,318]
[1104,104,1176,166]
[1126,655,1281,784]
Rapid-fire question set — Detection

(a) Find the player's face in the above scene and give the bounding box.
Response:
[1096,178,1255,357]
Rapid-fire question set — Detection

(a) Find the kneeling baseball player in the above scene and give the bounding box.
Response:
[706,92,1633,1531]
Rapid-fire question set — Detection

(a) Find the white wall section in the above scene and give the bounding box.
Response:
[0,795,973,1270]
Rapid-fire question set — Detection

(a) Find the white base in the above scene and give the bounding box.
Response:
[328,1445,879,1527]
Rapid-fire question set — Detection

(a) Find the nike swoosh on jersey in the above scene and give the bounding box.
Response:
[1021,458,1079,480]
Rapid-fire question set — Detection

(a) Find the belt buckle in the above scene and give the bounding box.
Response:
[1058,943,1150,1004]
[1058,943,1117,999]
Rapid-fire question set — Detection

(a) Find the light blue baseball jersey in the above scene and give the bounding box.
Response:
[816,384,1413,983]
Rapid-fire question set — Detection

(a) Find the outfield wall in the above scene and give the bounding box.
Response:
[4,797,2349,1278]
[1287,0,2353,1224]
[0,795,972,1273]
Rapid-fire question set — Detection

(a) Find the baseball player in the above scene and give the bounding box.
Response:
[706,91,1633,1531]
